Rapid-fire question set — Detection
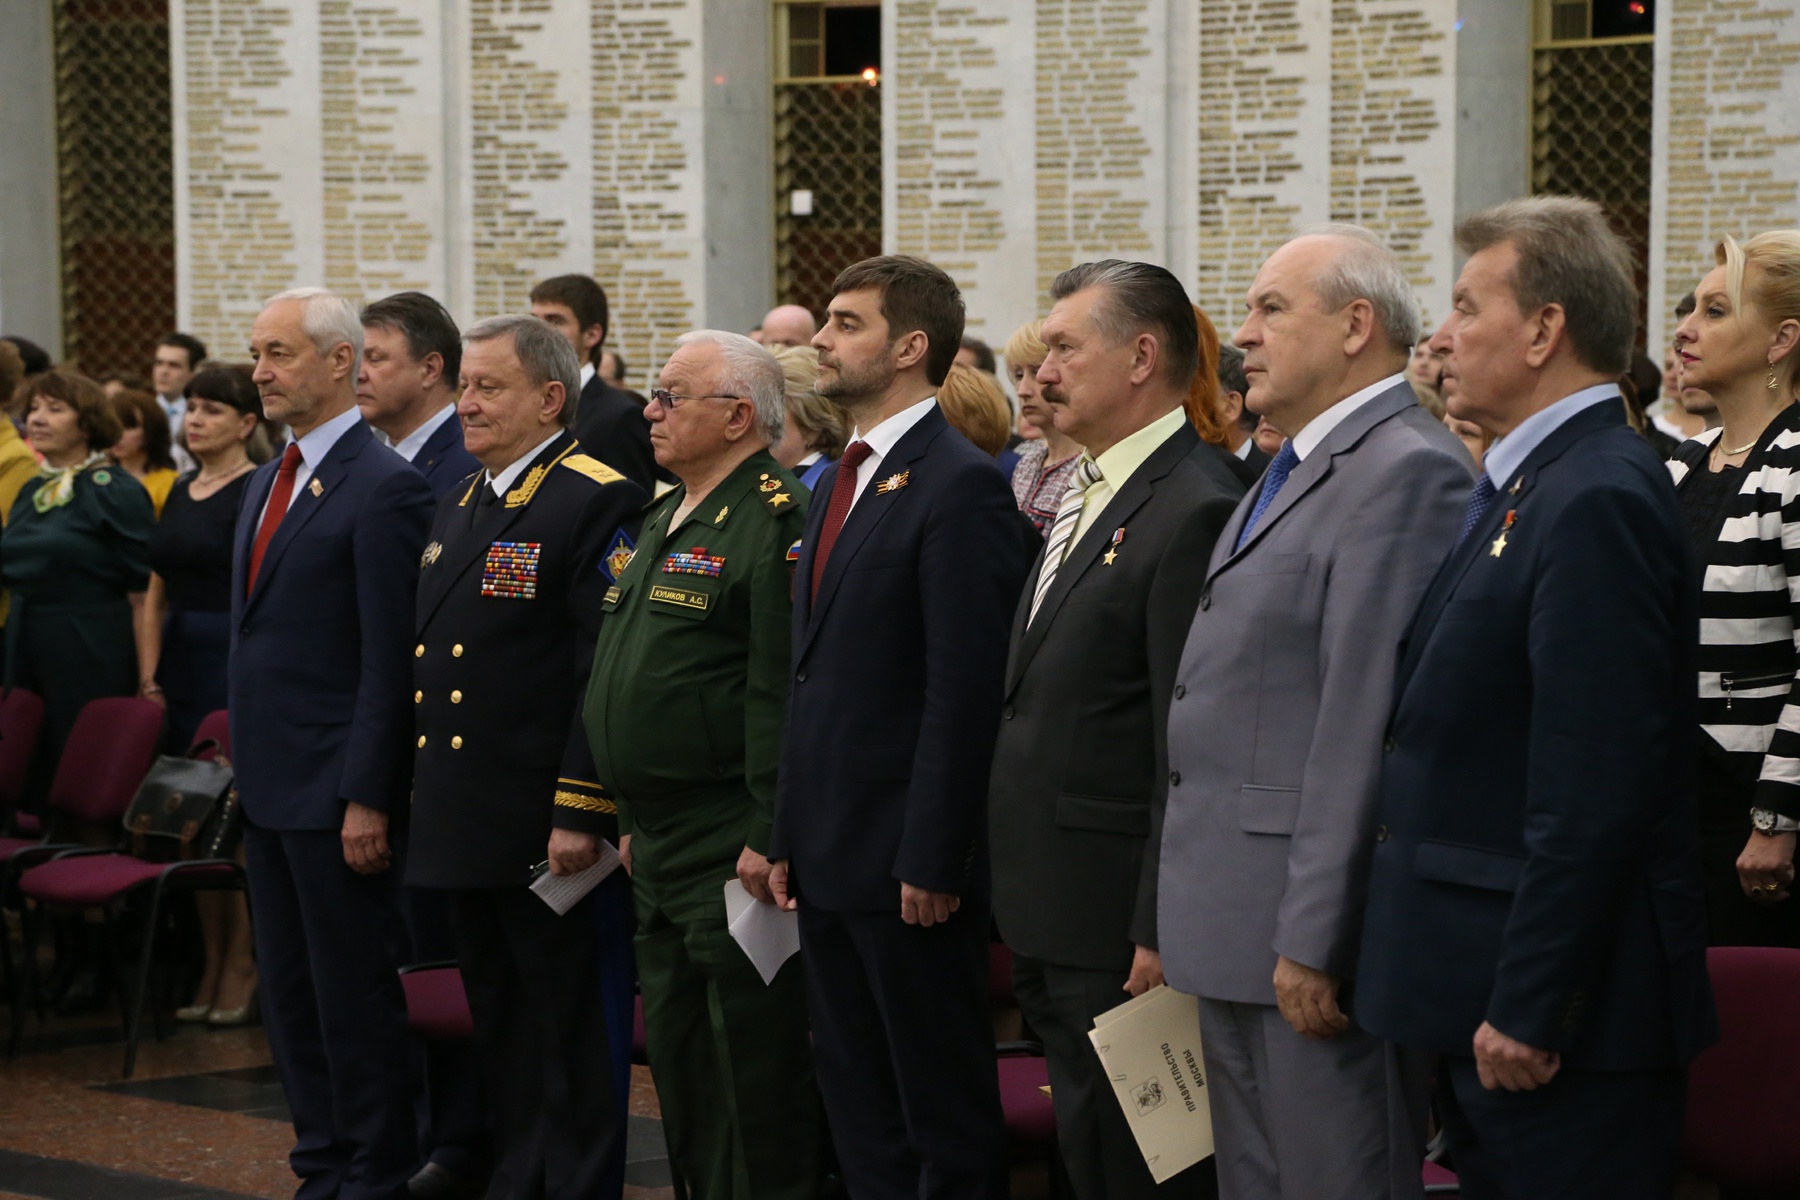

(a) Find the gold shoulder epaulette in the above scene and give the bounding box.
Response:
[560,454,627,487]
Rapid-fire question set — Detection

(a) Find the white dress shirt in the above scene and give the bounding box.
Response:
[579,362,596,392]
[1233,437,1253,461]
[389,402,459,463]
[844,396,937,517]
[258,405,365,525]
[1481,383,1623,488]
[1291,372,1407,461]
[160,393,197,473]
[485,430,563,497]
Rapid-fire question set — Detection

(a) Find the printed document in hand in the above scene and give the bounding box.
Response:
[528,842,622,915]
[723,878,801,985]
[1088,984,1215,1183]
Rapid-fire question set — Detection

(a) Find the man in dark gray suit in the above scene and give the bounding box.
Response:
[989,261,1244,1200]
[1158,226,1473,1199]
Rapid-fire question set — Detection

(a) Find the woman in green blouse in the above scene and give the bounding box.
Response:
[3,371,155,806]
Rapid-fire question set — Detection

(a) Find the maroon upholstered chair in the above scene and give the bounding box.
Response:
[1421,1158,1459,1194]
[0,687,44,830]
[9,701,237,1074]
[1683,946,1800,1191]
[399,963,475,1041]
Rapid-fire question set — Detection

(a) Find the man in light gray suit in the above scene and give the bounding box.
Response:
[1158,226,1473,1200]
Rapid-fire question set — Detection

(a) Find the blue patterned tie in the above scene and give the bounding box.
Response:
[1456,472,1497,546]
[1235,441,1300,551]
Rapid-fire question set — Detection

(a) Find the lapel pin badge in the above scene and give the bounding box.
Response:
[1102,527,1126,566]
[714,505,730,524]
[1508,476,1523,496]
[309,478,324,497]
[876,470,910,494]
[420,541,442,569]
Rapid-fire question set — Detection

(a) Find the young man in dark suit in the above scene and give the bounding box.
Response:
[770,256,1034,1199]
[529,274,667,494]
[988,261,1243,1199]
[359,292,481,503]
[356,292,491,1200]
[406,314,647,1200]
[1356,197,1716,1199]
[232,287,436,1200]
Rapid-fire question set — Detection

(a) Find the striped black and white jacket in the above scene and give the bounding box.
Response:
[1668,406,1800,817]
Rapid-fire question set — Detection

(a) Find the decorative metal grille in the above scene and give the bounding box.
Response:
[53,0,176,378]
[1531,40,1656,334]
[773,80,883,320]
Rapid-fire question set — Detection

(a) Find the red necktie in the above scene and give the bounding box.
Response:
[810,440,874,603]
[247,442,304,596]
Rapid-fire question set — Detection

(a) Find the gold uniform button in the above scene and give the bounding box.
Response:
[414,690,422,703]
[417,735,427,748]
[415,644,425,658]
[452,644,464,658]
[451,736,463,750]
[451,690,463,704]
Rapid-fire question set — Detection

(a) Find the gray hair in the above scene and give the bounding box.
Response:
[1454,196,1638,376]
[265,286,364,376]
[1291,224,1421,350]
[673,330,786,444]
[463,314,582,427]
[1050,260,1200,388]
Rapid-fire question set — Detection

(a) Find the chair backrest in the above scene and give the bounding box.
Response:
[1683,946,1800,1190]
[189,710,231,762]
[47,697,165,825]
[0,688,45,811]
[989,942,1016,1009]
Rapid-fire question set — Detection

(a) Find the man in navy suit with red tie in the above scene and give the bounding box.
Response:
[232,287,436,1200]
[770,257,1034,1198]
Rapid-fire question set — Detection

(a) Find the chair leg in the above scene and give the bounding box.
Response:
[9,899,44,1056]
[122,882,166,1080]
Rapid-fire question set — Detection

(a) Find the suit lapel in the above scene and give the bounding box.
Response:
[1209,383,1417,581]
[245,421,373,611]
[800,408,947,657]
[419,432,576,628]
[1392,398,1628,702]
[1008,424,1196,690]
[415,412,461,476]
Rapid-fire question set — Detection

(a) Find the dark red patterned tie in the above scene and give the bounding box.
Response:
[246,442,303,596]
[810,440,874,603]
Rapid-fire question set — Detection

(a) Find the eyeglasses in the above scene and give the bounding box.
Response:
[648,389,745,411]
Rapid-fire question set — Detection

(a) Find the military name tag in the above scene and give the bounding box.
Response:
[648,583,709,612]
[482,541,542,599]
[602,586,622,606]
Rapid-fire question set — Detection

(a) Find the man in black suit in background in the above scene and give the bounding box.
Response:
[1215,343,1270,486]
[770,256,1034,1199]
[529,274,668,493]
[989,262,1243,1199]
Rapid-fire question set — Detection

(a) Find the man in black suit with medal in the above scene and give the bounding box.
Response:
[770,256,1035,1199]
[988,261,1243,1199]
[405,314,648,1199]
[529,273,669,494]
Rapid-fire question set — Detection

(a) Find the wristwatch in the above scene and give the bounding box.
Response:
[1751,807,1800,836]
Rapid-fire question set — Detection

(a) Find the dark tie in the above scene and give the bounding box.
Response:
[1235,440,1300,551]
[810,440,874,603]
[246,442,303,595]
[1457,472,1497,546]
[471,476,503,534]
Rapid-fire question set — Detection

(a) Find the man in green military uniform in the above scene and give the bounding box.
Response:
[583,330,823,1200]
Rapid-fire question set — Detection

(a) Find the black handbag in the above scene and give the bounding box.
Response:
[122,742,239,862]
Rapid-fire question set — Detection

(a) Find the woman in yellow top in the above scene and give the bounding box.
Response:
[0,340,41,522]
[106,388,179,516]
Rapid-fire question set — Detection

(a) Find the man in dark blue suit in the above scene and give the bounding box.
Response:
[770,256,1034,1198]
[357,292,490,1197]
[233,287,437,1200]
[359,292,481,502]
[1355,198,1716,1199]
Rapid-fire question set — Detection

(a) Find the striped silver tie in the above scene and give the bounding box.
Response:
[1028,457,1104,627]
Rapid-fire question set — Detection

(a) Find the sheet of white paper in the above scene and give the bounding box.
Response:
[529,842,621,915]
[1088,984,1215,1184]
[723,878,801,985]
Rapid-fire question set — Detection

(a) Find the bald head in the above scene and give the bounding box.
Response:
[760,304,818,349]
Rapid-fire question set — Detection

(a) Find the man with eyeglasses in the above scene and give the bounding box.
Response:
[582,330,824,1199]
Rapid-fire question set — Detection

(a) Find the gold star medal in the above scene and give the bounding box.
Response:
[1489,510,1517,558]
[1102,527,1125,566]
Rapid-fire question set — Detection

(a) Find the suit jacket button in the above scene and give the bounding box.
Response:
[1376,824,1389,842]
[1002,705,1014,720]
[451,690,463,704]
[417,735,427,748]
[241,626,251,637]
[1383,736,1396,753]
[796,669,808,683]
[1199,593,1212,611]
[452,644,464,658]
[1169,770,1181,786]
[1174,684,1186,700]
[414,691,422,704]
[415,644,425,658]
[451,736,463,749]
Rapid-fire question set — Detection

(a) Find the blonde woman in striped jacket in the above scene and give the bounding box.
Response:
[1669,229,1800,946]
